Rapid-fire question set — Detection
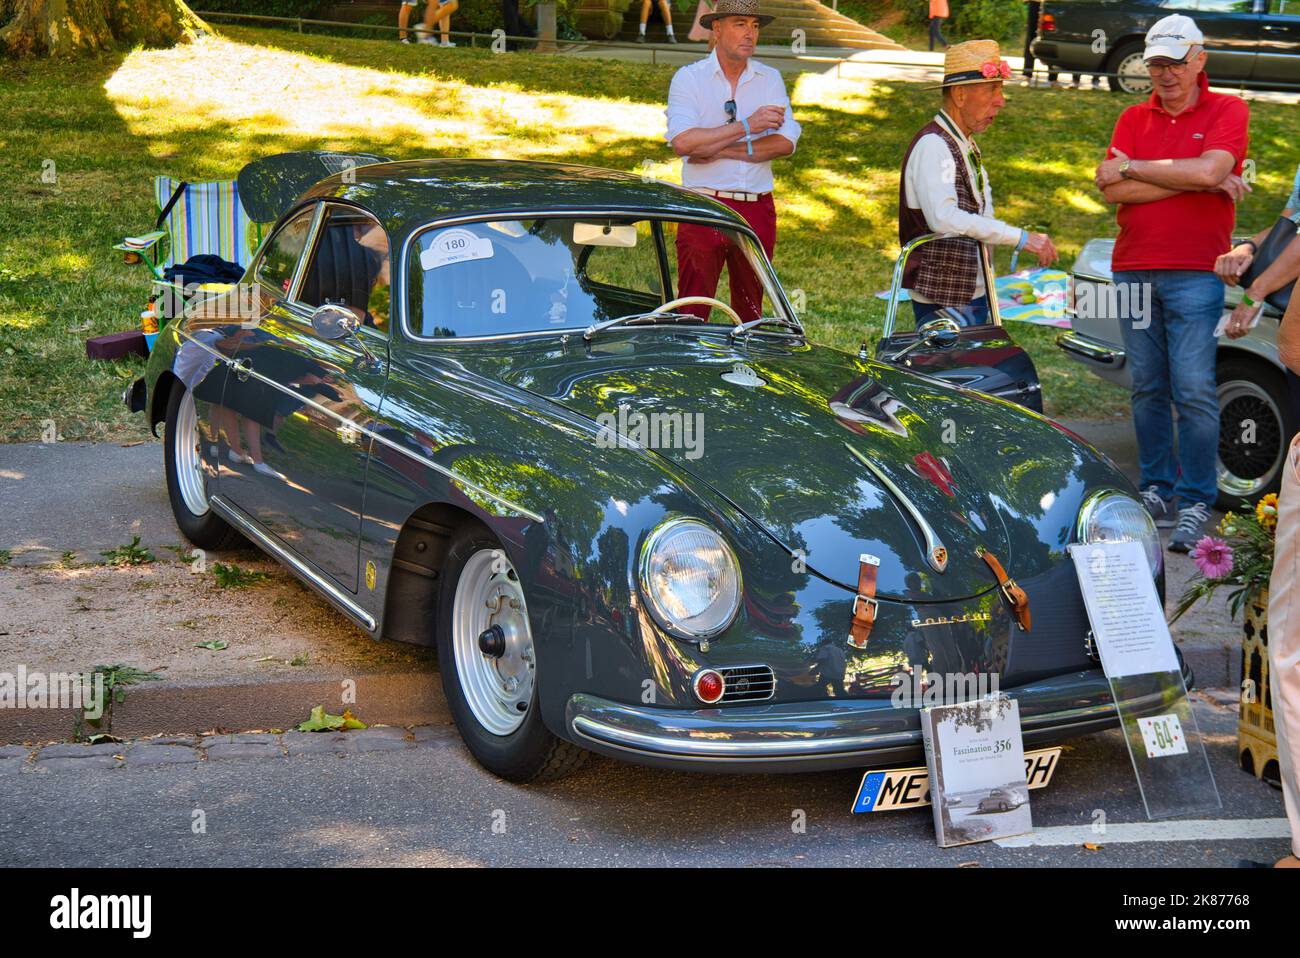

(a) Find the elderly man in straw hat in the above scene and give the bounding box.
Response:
[900,39,1058,327]
[664,0,801,323]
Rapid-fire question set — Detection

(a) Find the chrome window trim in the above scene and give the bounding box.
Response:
[250,203,321,300]
[397,208,802,345]
[290,200,394,341]
[210,494,377,632]
[174,326,543,523]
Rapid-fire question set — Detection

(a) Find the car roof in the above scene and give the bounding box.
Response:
[297,158,748,240]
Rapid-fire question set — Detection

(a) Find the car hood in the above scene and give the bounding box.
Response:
[470,334,1078,604]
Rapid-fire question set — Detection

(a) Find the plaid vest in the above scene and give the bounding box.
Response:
[899,120,982,307]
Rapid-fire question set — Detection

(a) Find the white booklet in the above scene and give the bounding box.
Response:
[921,695,1032,847]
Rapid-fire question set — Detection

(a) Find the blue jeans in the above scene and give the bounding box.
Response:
[1113,270,1225,507]
[912,295,989,328]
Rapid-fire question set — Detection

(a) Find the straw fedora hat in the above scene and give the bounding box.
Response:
[927,39,1012,89]
[700,0,775,29]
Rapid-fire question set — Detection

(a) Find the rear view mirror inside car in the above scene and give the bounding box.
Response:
[573,222,638,247]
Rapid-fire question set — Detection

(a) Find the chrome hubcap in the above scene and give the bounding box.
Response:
[452,548,535,736]
[175,390,209,516]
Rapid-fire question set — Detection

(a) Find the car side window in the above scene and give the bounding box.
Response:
[254,207,315,297]
[297,205,392,334]
[1268,0,1297,15]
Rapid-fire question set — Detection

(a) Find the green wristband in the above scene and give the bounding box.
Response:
[1241,292,1258,308]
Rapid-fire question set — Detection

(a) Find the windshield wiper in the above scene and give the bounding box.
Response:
[728,315,804,340]
[582,311,699,341]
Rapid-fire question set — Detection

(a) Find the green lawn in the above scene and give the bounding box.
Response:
[1,24,1296,442]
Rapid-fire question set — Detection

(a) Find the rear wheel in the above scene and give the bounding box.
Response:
[1216,357,1294,511]
[1106,41,1152,95]
[437,523,587,783]
[164,383,242,550]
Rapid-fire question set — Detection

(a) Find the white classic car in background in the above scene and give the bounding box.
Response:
[1058,238,1293,509]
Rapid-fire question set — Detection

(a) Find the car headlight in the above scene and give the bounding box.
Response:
[1076,490,1162,575]
[639,518,742,640]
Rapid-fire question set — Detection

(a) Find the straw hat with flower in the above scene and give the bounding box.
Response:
[927,39,1013,90]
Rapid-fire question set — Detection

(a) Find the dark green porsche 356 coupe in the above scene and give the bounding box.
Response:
[128,153,1183,783]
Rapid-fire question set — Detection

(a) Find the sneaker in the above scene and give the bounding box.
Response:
[667,34,678,43]
[636,34,646,43]
[252,462,287,481]
[1168,502,1213,554]
[227,450,253,466]
[399,37,413,43]
[1140,485,1177,528]
[440,38,456,47]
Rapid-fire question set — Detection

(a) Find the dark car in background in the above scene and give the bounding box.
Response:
[1031,0,1300,93]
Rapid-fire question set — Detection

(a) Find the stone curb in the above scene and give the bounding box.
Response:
[0,668,448,745]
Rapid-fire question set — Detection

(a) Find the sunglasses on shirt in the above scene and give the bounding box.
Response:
[724,99,737,123]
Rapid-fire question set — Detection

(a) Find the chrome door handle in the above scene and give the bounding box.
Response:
[232,359,252,382]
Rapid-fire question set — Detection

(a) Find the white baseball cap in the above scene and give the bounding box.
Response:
[1143,14,1204,62]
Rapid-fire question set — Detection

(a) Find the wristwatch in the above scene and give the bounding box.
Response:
[1118,159,1132,179]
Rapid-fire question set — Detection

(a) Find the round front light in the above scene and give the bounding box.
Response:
[1077,490,1162,575]
[639,518,742,640]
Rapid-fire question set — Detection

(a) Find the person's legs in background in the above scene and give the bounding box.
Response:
[423,0,459,46]
[1161,269,1226,551]
[1115,270,1180,527]
[397,0,420,42]
[929,17,948,51]
[675,222,729,321]
[1023,1,1040,82]
[718,195,776,322]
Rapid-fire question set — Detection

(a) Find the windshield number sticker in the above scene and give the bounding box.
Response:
[421,229,494,271]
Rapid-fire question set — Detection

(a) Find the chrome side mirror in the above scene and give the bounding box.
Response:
[310,302,379,367]
[311,302,360,340]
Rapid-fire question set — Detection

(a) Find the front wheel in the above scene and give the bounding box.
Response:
[164,383,243,550]
[437,524,588,783]
[1216,357,1295,510]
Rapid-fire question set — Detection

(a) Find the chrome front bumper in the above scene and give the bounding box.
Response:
[566,665,1190,773]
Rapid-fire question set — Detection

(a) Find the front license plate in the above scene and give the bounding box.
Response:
[851,746,1062,813]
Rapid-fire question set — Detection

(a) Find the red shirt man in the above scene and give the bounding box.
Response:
[1093,14,1250,554]
[1105,70,1249,272]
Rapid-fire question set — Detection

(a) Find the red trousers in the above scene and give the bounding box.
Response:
[674,193,777,323]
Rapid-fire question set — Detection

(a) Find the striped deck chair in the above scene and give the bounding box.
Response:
[114,177,260,288]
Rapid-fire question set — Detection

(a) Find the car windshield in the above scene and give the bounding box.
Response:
[405,215,794,339]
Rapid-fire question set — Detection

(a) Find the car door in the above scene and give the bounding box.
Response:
[219,201,392,592]
[1182,0,1264,83]
[1256,0,1300,83]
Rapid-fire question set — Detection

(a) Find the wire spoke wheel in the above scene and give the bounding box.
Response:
[451,548,536,736]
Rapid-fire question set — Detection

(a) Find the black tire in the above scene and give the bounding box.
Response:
[163,383,243,551]
[1216,356,1295,512]
[1105,41,1151,95]
[437,523,588,783]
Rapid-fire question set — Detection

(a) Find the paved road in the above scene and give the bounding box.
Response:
[0,695,1288,867]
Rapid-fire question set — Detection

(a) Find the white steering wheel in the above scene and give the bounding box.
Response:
[652,296,743,326]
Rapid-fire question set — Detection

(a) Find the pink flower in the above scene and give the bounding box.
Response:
[981,59,1012,79]
[1192,536,1233,579]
